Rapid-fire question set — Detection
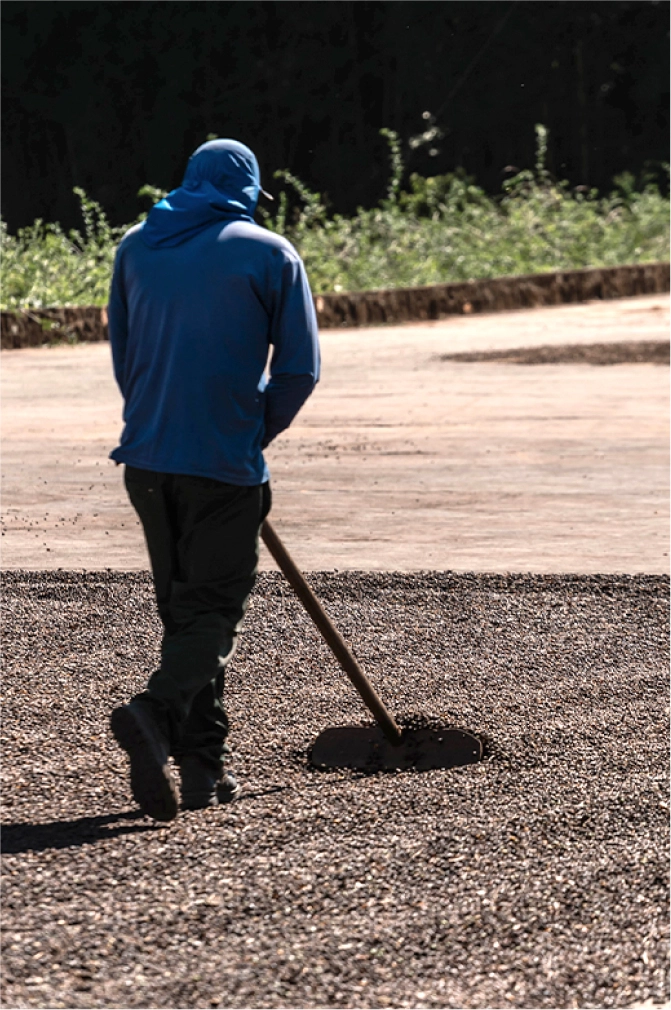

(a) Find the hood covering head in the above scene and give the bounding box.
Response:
[141,139,269,248]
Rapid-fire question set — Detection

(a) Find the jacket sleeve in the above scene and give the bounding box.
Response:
[262,252,320,448]
[107,247,129,396]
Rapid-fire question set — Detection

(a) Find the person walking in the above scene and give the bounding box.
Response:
[107,139,320,822]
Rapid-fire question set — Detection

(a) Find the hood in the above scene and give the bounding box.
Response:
[141,139,265,249]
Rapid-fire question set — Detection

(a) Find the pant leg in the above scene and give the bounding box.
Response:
[123,467,179,632]
[124,466,270,766]
[169,477,271,770]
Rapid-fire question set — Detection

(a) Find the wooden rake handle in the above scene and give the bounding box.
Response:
[261,519,403,746]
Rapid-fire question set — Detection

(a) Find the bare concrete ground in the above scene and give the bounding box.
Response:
[1,294,668,573]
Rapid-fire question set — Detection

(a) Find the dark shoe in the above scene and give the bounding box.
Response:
[110,700,179,822]
[179,755,241,810]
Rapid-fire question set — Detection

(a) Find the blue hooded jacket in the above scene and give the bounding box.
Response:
[108,139,320,485]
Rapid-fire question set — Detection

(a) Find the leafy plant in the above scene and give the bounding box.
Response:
[277,126,669,293]
[1,126,668,309]
[1,190,127,309]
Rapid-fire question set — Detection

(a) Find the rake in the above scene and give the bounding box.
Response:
[261,519,483,771]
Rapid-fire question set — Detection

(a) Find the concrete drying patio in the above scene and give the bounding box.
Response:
[1,294,669,1009]
[1,294,668,574]
[2,569,668,1009]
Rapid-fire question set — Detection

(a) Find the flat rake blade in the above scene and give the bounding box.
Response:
[310,726,483,771]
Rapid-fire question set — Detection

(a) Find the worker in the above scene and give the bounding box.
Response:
[107,139,320,821]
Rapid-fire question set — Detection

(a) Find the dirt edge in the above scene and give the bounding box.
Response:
[2,261,669,348]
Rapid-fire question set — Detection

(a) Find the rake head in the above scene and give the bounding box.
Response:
[310,725,483,771]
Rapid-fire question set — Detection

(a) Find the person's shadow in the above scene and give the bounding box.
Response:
[1,810,161,854]
[1,785,294,854]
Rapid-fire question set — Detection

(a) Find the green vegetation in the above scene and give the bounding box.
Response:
[2,127,668,310]
[1,188,126,311]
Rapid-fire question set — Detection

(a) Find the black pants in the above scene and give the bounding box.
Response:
[124,466,271,771]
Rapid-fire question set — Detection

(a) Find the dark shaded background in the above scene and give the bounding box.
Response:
[2,0,669,232]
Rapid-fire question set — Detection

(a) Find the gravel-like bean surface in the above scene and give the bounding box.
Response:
[2,570,668,1009]
[440,340,670,365]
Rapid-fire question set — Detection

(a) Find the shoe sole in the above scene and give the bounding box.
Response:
[218,782,242,805]
[110,706,178,822]
[181,783,242,811]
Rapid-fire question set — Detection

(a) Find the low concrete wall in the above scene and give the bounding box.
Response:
[1,305,110,350]
[315,261,670,327]
[2,262,669,349]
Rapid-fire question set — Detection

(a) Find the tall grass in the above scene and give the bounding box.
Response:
[1,126,668,309]
[266,126,670,293]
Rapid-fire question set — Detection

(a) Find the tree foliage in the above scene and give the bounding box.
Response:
[2,1,669,234]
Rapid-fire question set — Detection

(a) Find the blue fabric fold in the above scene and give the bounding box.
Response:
[141,139,263,249]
